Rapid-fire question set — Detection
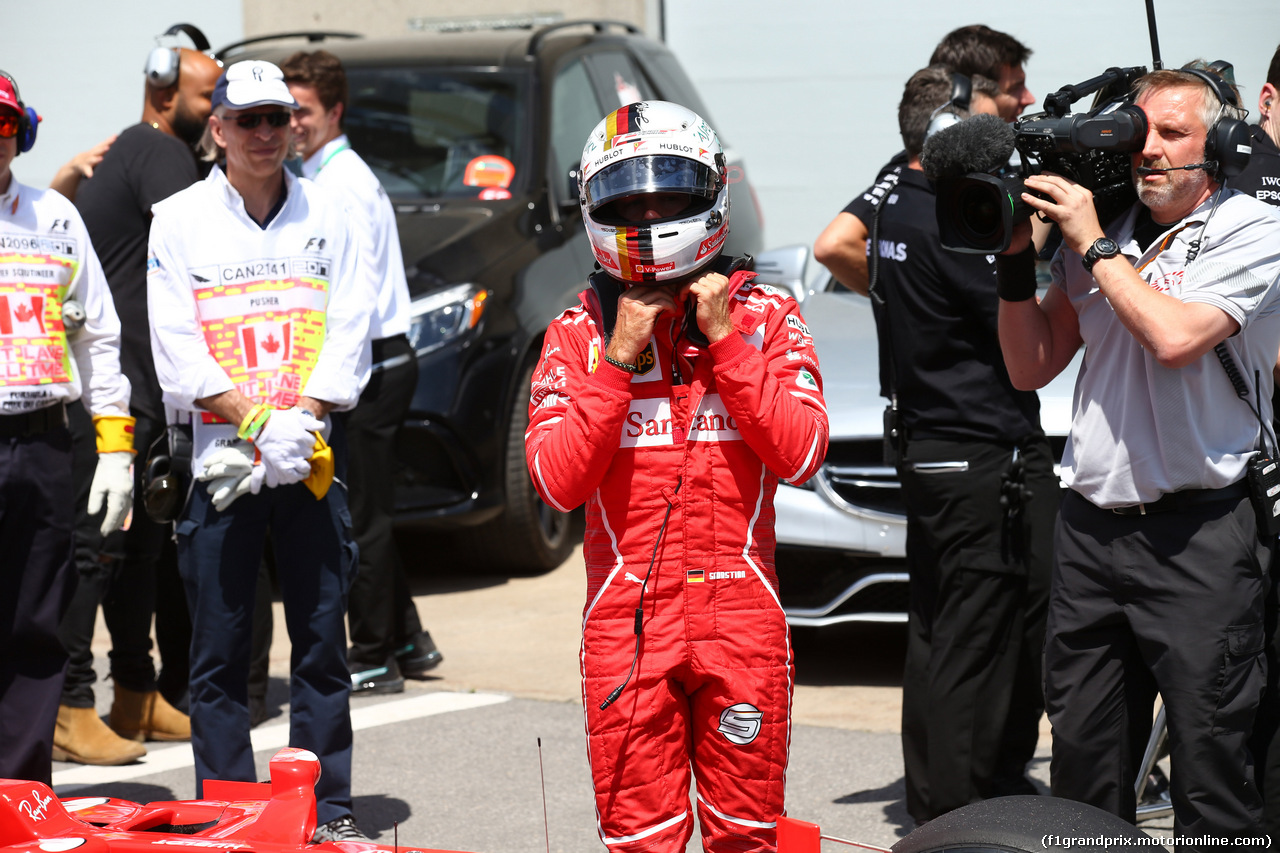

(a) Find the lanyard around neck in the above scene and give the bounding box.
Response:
[315,141,350,176]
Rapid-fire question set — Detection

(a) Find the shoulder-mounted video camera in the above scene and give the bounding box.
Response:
[926,66,1150,254]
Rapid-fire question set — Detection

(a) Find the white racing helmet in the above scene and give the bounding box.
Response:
[579,101,729,283]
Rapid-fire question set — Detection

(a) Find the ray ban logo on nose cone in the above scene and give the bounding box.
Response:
[718,703,762,744]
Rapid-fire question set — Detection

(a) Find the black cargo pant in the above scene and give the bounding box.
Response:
[60,404,190,708]
[898,434,1056,823]
[1047,488,1271,843]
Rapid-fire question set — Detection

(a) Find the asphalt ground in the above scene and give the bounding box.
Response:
[57,535,1172,852]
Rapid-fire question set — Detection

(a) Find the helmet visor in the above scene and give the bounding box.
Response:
[584,155,719,216]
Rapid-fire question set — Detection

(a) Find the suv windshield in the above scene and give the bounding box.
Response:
[345,67,526,199]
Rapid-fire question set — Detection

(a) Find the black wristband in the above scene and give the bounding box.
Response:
[996,247,1038,302]
[603,354,640,374]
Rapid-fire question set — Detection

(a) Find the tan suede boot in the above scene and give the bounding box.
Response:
[110,685,191,742]
[52,705,146,765]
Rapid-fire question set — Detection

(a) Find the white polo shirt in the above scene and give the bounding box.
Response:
[1054,188,1280,507]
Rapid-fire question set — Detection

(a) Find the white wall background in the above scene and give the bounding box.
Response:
[7,0,1278,259]
[664,0,1280,253]
[3,0,243,190]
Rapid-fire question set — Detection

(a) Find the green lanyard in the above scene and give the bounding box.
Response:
[314,141,350,175]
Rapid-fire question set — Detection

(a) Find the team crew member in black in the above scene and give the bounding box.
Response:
[1228,45,1280,206]
[1227,44,1280,837]
[830,65,1058,823]
[46,45,223,766]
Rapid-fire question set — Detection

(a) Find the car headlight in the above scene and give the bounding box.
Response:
[407,283,489,356]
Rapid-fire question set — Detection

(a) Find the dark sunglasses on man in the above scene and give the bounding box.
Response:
[0,112,20,138]
[233,111,290,130]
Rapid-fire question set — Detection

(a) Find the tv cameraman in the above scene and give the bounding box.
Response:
[997,67,1280,838]
[830,66,1056,825]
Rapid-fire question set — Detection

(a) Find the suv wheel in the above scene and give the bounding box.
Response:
[459,360,580,573]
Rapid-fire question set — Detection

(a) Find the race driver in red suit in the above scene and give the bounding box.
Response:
[525,101,828,853]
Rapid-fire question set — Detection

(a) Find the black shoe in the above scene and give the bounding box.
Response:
[249,695,269,728]
[348,657,404,695]
[394,631,443,678]
[312,815,369,843]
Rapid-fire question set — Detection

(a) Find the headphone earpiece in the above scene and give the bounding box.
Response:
[18,105,37,154]
[0,69,36,154]
[1180,63,1252,179]
[143,24,213,90]
[145,46,181,88]
[924,72,974,144]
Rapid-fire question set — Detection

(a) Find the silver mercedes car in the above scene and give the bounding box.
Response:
[769,256,1082,628]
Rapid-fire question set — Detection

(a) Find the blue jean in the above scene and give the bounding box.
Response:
[176,478,357,823]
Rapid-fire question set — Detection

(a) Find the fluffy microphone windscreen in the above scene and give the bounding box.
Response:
[920,114,1017,181]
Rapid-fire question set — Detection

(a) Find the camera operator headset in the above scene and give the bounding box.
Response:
[143,24,213,89]
[1134,62,1251,181]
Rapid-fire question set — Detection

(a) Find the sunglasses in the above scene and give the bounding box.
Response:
[0,113,20,139]
[233,111,291,130]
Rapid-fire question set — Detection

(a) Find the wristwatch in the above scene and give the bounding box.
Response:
[1081,237,1121,272]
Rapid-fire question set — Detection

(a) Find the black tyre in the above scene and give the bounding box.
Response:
[457,360,580,573]
[893,796,1151,853]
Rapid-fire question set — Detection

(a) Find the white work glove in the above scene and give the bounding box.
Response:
[88,451,134,537]
[199,445,265,512]
[254,408,323,488]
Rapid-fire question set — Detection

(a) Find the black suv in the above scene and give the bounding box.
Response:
[221,21,764,571]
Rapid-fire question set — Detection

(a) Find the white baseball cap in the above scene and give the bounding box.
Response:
[211,60,298,110]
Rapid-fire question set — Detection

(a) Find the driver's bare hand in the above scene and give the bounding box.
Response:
[683,272,734,344]
[1022,173,1106,256]
[608,286,678,363]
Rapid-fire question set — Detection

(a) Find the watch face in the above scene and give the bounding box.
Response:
[1094,238,1120,256]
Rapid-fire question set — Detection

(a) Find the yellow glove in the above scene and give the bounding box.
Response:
[303,433,334,500]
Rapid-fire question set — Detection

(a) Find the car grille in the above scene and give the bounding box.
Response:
[818,438,904,517]
[777,548,908,626]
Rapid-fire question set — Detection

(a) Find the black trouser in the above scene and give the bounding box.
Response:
[0,421,75,784]
[1047,488,1271,844]
[898,434,1056,823]
[59,405,189,707]
[342,335,422,665]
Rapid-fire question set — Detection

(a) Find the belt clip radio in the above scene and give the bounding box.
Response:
[1215,345,1280,538]
[1247,455,1280,537]
[883,395,903,467]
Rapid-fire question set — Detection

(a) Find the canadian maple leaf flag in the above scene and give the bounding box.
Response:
[0,295,47,336]
[240,321,291,370]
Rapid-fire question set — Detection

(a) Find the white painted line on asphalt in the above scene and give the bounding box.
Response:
[52,691,511,789]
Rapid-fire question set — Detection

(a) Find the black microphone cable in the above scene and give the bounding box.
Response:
[600,476,682,710]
